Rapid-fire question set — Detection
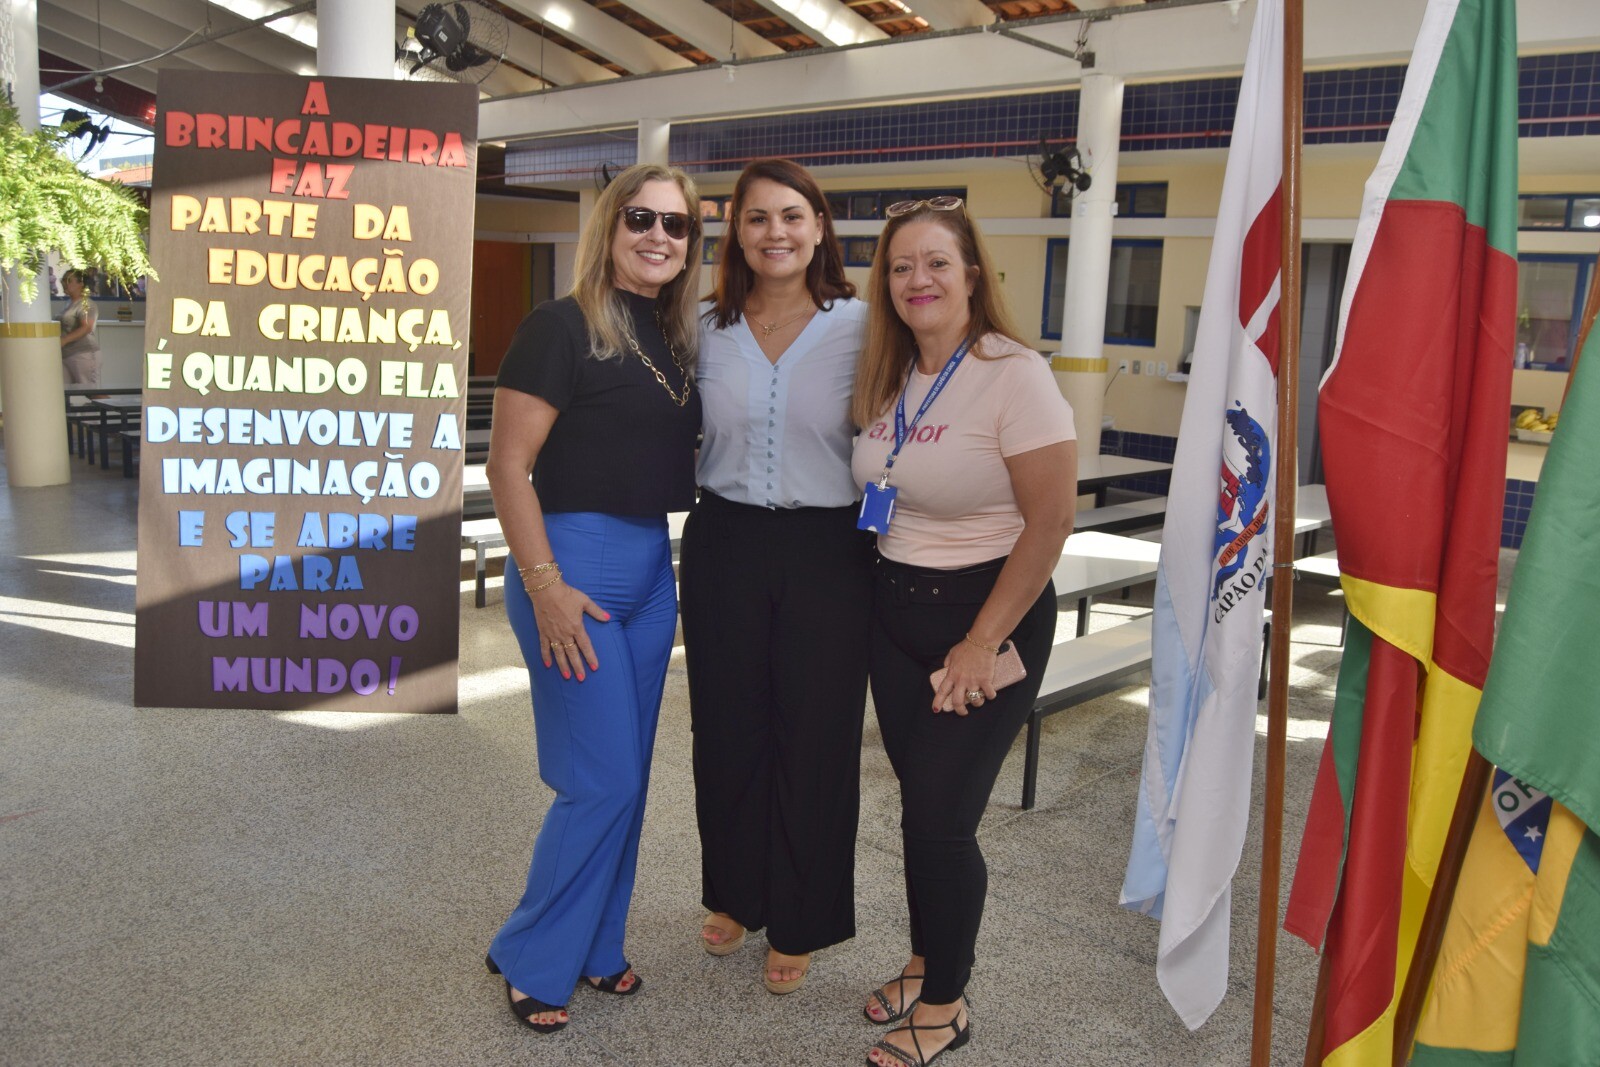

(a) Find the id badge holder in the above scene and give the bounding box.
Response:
[858,482,897,533]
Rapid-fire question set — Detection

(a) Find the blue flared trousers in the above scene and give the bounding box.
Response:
[489,512,677,1007]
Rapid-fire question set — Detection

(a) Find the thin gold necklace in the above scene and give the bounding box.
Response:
[626,315,692,407]
[747,305,813,338]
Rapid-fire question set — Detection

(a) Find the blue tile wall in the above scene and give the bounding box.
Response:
[506,51,1600,183]
[1503,478,1538,549]
[1100,430,1175,495]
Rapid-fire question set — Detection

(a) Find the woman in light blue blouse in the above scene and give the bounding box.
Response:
[680,158,872,995]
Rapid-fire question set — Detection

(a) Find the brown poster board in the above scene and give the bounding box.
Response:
[135,72,478,714]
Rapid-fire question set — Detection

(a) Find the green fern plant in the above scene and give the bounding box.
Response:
[0,99,155,312]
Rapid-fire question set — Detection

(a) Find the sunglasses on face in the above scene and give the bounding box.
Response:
[618,206,692,241]
[884,195,965,219]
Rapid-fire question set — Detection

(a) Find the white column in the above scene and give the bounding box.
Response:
[637,119,670,167]
[317,0,396,79]
[554,189,597,297]
[1,0,70,486]
[1055,70,1125,459]
[2,0,50,324]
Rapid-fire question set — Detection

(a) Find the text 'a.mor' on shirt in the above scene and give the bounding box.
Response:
[849,333,1075,569]
[496,290,702,516]
[695,296,868,510]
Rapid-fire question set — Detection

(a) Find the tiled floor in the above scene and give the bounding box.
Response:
[2,446,1429,1066]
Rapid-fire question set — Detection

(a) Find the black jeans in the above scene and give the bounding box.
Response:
[679,491,874,954]
[870,553,1056,1004]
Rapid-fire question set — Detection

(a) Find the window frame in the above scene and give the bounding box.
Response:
[1041,237,1164,348]
[1517,252,1595,369]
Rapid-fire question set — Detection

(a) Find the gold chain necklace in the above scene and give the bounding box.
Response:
[747,306,812,338]
[626,315,692,407]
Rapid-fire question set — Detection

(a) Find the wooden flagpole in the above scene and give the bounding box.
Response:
[1392,750,1491,1060]
[1396,247,1600,1060]
[1250,0,1302,1062]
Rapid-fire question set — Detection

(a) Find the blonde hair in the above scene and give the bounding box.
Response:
[851,205,1028,429]
[571,164,703,364]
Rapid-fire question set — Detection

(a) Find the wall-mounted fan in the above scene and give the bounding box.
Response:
[1030,138,1093,199]
[397,1,508,85]
[59,108,112,162]
[595,162,624,191]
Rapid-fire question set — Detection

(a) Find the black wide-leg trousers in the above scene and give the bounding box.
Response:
[869,554,1056,1005]
[679,491,873,955]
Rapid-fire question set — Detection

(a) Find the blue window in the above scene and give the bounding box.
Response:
[1518,253,1595,370]
[1042,238,1164,347]
[1517,193,1600,232]
[1052,181,1168,219]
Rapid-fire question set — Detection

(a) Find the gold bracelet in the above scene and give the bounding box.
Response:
[520,560,559,576]
[963,632,1001,654]
[528,574,563,593]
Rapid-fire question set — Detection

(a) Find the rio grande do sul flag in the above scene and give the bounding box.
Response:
[1282,0,1517,1063]
[1412,307,1600,1065]
[1119,0,1281,1031]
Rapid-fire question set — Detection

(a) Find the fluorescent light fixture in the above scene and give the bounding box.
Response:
[543,4,575,32]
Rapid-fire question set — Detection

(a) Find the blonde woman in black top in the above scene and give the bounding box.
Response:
[484,164,703,1034]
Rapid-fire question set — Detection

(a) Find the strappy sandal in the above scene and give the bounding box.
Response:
[864,969,924,1024]
[763,949,811,995]
[584,965,643,996]
[701,913,746,956]
[487,954,570,1032]
[867,1005,971,1067]
[501,981,568,1034]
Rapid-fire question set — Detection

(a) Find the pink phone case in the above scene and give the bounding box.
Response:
[929,642,1027,700]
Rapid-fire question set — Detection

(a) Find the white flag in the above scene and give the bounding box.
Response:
[1119,0,1284,1031]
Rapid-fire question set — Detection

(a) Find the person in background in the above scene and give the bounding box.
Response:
[680,158,872,995]
[849,196,1077,1067]
[59,269,101,386]
[483,163,703,1034]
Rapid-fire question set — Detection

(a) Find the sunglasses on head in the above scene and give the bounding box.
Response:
[884,195,965,219]
[618,206,692,240]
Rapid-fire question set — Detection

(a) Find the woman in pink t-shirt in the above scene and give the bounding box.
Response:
[848,198,1077,1067]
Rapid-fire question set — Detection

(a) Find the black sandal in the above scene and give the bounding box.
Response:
[864,970,924,1024]
[502,980,568,1034]
[867,1005,971,1067]
[584,965,643,996]
[488,954,569,1033]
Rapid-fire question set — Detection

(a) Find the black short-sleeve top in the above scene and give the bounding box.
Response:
[496,289,701,515]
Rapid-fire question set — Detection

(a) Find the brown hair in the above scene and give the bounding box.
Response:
[571,163,703,364]
[850,204,1029,429]
[706,158,854,330]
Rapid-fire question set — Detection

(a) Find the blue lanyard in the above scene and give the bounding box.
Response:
[879,339,970,486]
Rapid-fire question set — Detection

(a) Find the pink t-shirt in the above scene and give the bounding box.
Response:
[850,334,1075,568]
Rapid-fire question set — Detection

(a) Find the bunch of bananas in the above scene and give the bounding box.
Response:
[1516,408,1560,433]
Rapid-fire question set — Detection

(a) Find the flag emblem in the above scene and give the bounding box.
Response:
[1491,769,1552,874]
[1213,404,1271,615]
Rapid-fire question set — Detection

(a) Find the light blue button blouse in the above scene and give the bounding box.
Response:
[695,297,869,509]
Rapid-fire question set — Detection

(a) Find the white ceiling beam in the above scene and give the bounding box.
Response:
[205,0,319,54]
[37,7,211,75]
[497,0,693,75]
[748,0,887,46]
[483,0,1600,146]
[135,0,315,73]
[37,30,160,93]
[44,0,283,76]
[482,31,1056,143]
[899,0,995,31]
[614,0,781,62]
